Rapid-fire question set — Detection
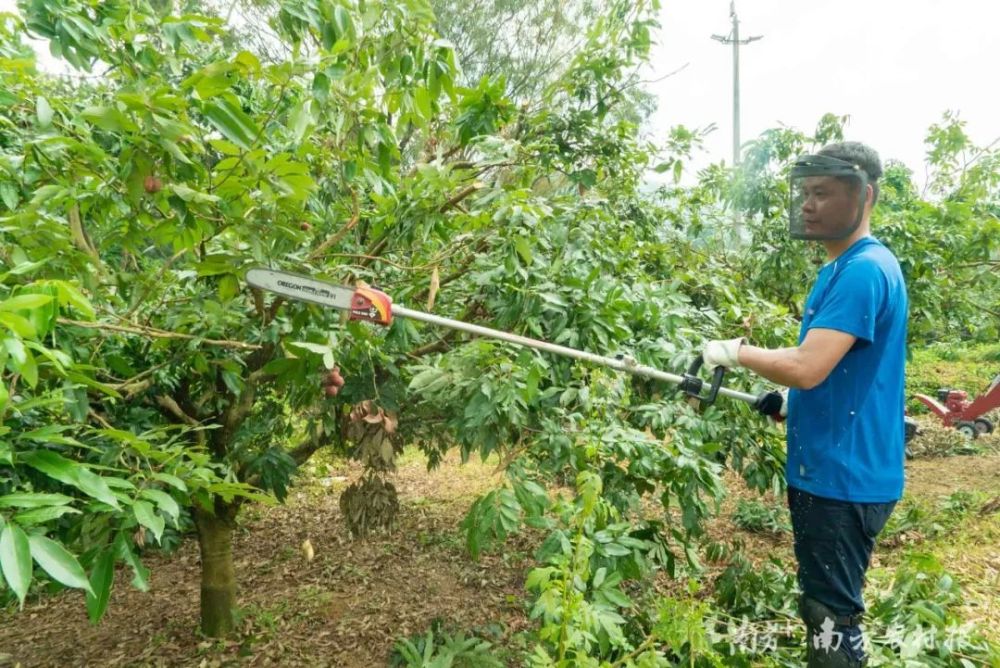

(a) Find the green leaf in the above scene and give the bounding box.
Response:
[408,368,443,392]
[186,63,238,100]
[0,523,32,608]
[75,468,122,510]
[0,492,75,508]
[28,534,93,595]
[132,500,165,543]
[0,182,19,210]
[0,294,55,312]
[332,5,351,38]
[3,337,26,363]
[288,99,313,143]
[204,482,275,505]
[218,274,239,302]
[19,451,121,509]
[602,586,632,608]
[139,489,180,522]
[18,349,38,387]
[36,96,53,127]
[86,548,116,623]
[0,312,38,338]
[114,533,149,592]
[159,138,192,165]
[19,449,81,483]
[514,237,533,265]
[203,97,260,150]
[81,106,138,133]
[152,472,187,492]
[14,505,82,526]
[413,87,432,121]
[169,183,220,204]
[288,341,332,356]
[52,281,96,319]
[23,341,71,373]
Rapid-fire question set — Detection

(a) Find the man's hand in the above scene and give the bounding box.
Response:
[754,389,788,421]
[702,337,746,371]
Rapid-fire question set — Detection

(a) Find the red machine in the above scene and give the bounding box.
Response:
[913,373,1000,438]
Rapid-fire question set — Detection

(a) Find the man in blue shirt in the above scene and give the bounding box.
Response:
[702,142,908,667]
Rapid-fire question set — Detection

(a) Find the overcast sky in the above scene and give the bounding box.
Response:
[648,1,1000,181]
[4,0,997,184]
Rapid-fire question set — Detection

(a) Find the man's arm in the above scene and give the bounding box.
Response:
[737,328,857,389]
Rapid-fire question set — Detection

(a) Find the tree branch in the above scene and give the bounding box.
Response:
[124,248,189,318]
[68,203,103,270]
[410,237,491,305]
[439,183,481,213]
[358,237,390,268]
[306,189,360,262]
[58,318,262,350]
[288,415,341,466]
[155,394,207,447]
[407,334,456,358]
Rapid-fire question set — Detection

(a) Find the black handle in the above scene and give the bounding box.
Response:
[680,355,726,406]
[706,365,725,405]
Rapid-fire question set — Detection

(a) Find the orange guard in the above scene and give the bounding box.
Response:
[349,287,393,326]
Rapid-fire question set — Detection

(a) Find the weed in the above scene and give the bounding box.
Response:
[390,619,504,668]
[732,498,791,535]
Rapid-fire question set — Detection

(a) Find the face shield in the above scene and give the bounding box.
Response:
[789,154,869,241]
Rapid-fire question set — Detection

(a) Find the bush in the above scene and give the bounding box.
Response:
[731,498,791,535]
[906,343,1000,414]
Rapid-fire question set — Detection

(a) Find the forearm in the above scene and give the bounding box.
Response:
[737,344,823,389]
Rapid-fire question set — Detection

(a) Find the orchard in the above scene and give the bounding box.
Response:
[0,1,998,666]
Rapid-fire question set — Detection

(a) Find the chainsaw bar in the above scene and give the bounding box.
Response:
[245,268,393,325]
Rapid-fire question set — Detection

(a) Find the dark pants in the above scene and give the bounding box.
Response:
[787,486,896,663]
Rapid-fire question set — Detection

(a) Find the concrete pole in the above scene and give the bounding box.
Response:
[712,2,762,168]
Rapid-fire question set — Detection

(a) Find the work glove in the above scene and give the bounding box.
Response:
[702,337,746,371]
[754,389,788,422]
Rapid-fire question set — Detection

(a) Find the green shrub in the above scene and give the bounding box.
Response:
[906,343,1000,413]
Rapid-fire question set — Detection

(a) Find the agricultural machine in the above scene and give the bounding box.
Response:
[912,374,1000,439]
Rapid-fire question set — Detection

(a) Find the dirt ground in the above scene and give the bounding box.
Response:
[0,452,530,668]
[1,425,999,668]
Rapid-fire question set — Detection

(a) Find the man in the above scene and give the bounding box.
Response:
[703,142,908,667]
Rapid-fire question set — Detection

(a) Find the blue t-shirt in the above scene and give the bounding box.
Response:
[786,236,908,503]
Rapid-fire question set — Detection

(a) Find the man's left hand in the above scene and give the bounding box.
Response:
[702,337,745,371]
[754,389,788,421]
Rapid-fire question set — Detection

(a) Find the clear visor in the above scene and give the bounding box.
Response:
[789,162,868,241]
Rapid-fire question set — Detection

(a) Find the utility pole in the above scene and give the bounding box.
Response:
[712,1,762,167]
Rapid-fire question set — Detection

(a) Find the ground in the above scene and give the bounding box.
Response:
[1,418,998,667]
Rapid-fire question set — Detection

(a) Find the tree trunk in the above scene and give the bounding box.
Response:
[194,502,238,637]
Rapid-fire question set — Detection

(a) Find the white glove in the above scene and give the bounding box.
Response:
[702,337,746,371]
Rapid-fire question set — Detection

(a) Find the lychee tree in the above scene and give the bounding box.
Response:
[1,0,832,655]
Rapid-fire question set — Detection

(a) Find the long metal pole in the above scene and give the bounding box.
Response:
[244,267,762,406]
[393,304,759,405]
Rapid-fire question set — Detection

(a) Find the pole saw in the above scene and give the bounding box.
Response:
[245,268,785,417]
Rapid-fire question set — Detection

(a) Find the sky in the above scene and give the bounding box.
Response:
[648,1,1000,181]
[3,0,998,184]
